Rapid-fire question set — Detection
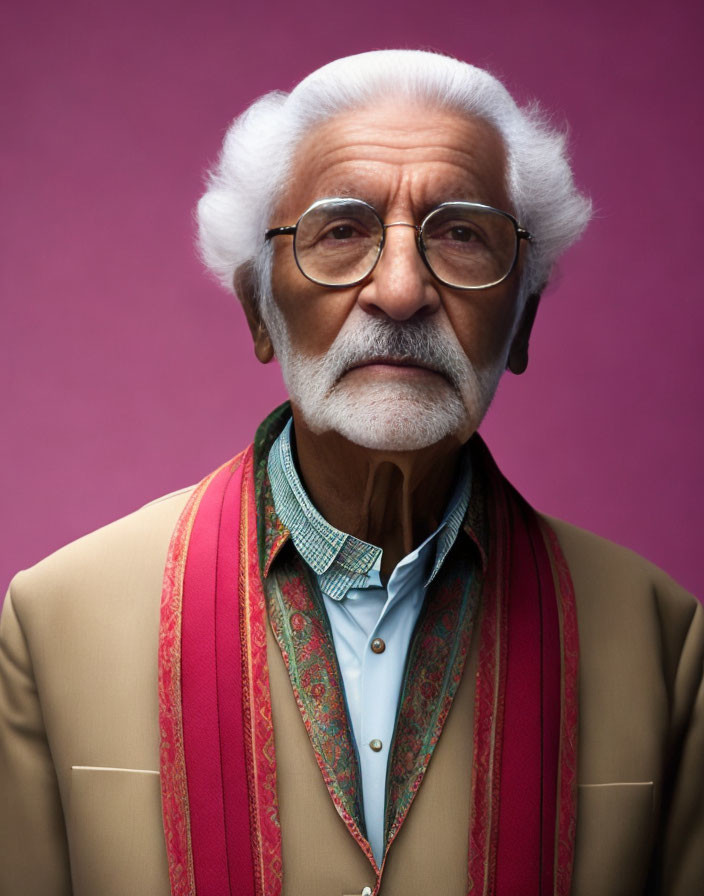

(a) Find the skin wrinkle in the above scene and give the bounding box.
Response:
[200,53,592,301]
[240,101,537,574]
[277,104,512,230]
[305,181,500,218]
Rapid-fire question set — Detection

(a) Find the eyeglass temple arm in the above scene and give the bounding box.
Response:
[517,227,533,242]
[265,226,297,240]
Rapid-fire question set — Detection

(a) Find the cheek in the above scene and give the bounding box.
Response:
[271,262,357,357]
[446,292,520,369]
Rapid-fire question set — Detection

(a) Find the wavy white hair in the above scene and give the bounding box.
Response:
[196,49,591,304]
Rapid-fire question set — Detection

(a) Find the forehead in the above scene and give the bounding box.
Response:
[275,101,510,221]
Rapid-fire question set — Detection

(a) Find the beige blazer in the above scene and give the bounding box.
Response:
[1,487,702,895]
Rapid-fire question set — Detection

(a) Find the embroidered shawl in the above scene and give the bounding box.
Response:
[158,411,578,895]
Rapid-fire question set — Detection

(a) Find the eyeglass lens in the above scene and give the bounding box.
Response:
[294,199,381,286]
[293,199,518,288]
[421,204,517,289]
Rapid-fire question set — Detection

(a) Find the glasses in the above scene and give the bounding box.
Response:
[265,197,532,290]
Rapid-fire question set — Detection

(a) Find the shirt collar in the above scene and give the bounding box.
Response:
[462,463,489,572]
[266,418,474,599]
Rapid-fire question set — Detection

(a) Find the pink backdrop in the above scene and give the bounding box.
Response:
[2,0,702,599]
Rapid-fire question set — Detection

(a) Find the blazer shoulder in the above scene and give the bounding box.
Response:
[542,514,696,603]
[7,485,196,622]
[542,514,700,672]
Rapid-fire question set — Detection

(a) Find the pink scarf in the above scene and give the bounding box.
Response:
[158,441,578,895]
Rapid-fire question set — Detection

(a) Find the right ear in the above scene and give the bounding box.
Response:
[234,265,274,364]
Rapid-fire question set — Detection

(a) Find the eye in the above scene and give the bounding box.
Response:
[317,218,372,244]
[423,215,487,248]
[327,224,357,240]
[446,225,479,242]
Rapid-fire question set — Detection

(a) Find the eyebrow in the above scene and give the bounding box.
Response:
[426,183,488,204]
[322,186,375,203]
[308,184,504,223]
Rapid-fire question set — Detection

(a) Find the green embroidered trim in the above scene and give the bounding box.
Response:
[266,556,366,837]
[253,402,292,577]
[384,543,481,845]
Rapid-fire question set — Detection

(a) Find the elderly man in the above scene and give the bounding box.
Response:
[1,50,702,896]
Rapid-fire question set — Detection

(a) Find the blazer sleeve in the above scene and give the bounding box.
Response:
[0,582,73,896]
[656,594,704,894]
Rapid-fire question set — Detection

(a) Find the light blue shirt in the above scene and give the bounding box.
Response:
[267,420,472,865]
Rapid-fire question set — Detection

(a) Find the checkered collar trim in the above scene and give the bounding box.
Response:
[266,419,473,600]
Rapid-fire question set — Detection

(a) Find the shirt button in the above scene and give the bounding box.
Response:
[369,739,383,752]
[371,638,386,654]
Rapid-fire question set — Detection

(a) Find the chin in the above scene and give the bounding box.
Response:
[274,318,507,453]
[295,380,478,452]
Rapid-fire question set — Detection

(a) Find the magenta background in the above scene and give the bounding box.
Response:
[2,0,702,600]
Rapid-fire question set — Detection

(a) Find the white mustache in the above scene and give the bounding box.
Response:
[320,316,470,390]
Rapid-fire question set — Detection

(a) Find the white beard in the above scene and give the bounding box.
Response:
[261,300,508,452]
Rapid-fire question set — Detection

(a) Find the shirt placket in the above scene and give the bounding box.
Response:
[357,553,430,863]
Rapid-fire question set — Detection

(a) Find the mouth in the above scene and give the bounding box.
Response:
[337,357,452,389]
[346,356,441,375]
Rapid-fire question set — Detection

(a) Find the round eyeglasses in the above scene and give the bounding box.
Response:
[265,197,532,290]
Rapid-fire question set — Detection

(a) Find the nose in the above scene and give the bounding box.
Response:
[356,223,441,321]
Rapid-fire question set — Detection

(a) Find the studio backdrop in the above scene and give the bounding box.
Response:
[2,0,702,598]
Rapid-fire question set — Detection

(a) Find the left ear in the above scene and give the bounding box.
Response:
[507,292,541,375]
[234,264,275,364]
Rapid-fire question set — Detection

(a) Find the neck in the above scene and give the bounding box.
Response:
[290,408,464,578]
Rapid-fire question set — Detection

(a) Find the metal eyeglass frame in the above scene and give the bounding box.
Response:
[264,197,533,290]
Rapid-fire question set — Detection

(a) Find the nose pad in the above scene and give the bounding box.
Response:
[358,223,440,320]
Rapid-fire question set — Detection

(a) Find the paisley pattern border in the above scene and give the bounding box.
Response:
[467,475,507,896]
[540,519,580,896]
[265,557,372,864]
[159,405,579,896]
[240,451,283,894]
[467,468,580,896]
[158,461,231,896]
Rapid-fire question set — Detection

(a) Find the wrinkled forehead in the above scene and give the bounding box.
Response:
[272,100,510,222]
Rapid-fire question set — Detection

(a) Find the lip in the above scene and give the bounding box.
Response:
[348,357,439,373]
[344,358,445,380]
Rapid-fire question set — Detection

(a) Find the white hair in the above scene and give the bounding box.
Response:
[196,49,591,303]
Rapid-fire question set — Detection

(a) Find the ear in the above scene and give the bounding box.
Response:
[234,265,275,364]
[507,291,541,375]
